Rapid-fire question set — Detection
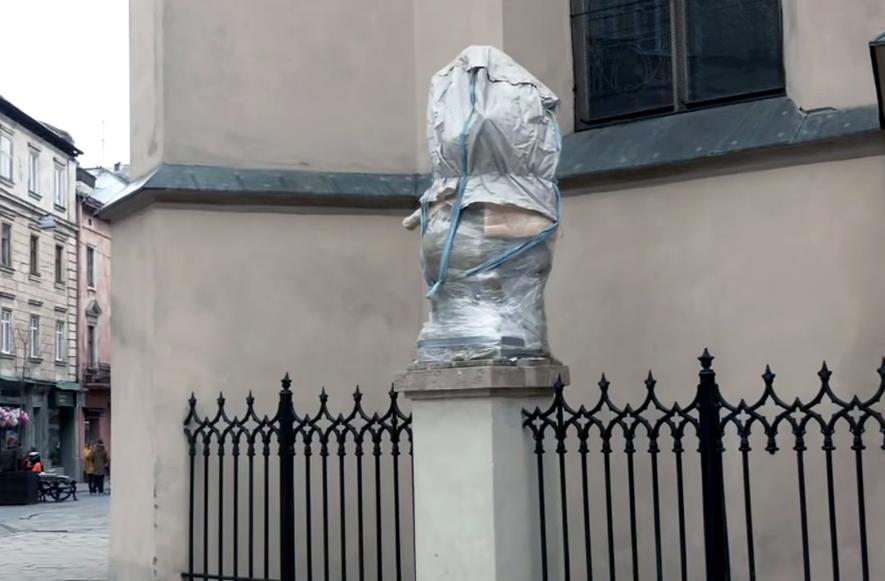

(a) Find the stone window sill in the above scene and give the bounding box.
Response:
[29,191,41,200]
[29,357,43,363]
[0,265,13,276]
[0,352,14,360]
[54,359,66,367]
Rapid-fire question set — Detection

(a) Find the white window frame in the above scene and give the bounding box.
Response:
[53,162,66,208]
[28,148,39,195]
[86,245,96,288]
[0,309,11,354]
[29,315,40,359]
[0,131,12,181]
[54,320,65,362]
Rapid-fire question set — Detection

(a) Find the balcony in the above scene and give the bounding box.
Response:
[83,362,111,387]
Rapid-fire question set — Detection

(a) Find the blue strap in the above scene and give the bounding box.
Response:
[422,70,562,296]
[426,70,478,299]
[462,185,561,278]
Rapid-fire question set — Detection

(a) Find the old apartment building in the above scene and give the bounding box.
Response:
[77,165,122,453]
[0,96,81,477]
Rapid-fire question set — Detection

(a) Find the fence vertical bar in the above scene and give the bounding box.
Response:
[186,393,197,581]
[279,374,296,581]
[697,349,731,581]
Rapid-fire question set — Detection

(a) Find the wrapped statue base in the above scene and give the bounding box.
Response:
[406,46,562,363]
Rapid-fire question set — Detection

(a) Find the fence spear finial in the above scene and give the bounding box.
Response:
[699,348,714,370]
[818,361,832,382]
[598,372,610,392]
[762,364,776,385]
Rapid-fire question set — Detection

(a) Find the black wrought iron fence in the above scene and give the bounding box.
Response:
[183,376,414,581]
[523,350,885,581]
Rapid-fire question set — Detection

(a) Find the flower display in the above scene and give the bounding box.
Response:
[0,406,28,428]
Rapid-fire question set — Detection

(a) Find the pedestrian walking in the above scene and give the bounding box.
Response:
[83,442,96,494]
[91,440,109,494]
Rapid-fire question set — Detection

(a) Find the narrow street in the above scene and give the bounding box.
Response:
[0,493,108,580]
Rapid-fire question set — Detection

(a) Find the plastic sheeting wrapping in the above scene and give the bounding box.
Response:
[410,46,562,362]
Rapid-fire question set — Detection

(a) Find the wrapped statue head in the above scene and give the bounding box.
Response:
[404,46,562,363]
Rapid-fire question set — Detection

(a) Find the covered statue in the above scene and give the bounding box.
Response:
[404,46,562,362]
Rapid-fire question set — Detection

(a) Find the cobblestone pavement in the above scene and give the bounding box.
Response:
[0,492,108,580]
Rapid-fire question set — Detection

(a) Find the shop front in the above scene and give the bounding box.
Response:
[0,378,82,477]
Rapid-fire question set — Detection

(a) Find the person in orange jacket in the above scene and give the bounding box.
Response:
[28,451,43,473]
[83,442,96,494]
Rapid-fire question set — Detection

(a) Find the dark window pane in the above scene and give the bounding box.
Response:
[685,0,784,103]
[573,0,674,122]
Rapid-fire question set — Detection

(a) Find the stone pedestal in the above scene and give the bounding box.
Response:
[396,360,569,581]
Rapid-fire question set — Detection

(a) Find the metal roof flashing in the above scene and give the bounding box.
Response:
[100,98,881,221]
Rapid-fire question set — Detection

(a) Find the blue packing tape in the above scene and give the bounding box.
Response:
[426,69,478,299]
[422,69,562,297]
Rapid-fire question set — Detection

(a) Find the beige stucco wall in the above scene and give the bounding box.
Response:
[551,151,885,398]
[129,0,164,178]
[109,208,156,579]
[111,145,885,579]
[545,149,885,579]
[130,0,885,180]
[120,1,885,577]
[109,205,424,580]
[131,0,418,176]
[783,0,885,111]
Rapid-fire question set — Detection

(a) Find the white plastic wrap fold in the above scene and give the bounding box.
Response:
[423,45,561,221]
[414,46,562,363]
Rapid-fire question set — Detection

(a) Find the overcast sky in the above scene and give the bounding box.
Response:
[0,0,129,168]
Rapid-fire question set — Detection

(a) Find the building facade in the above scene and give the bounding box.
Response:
[0,96,81,477]
[110,1,885,579]
[76,166,122,455]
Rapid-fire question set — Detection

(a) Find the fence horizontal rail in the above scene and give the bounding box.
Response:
[523,350,885,581]
[182,376,414,581]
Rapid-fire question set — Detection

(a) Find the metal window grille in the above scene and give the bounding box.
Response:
[571,0,786,127]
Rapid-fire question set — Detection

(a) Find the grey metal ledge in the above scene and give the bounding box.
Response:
[558,96,881,182]
[100,164,422,219]
[101,97,881,220]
